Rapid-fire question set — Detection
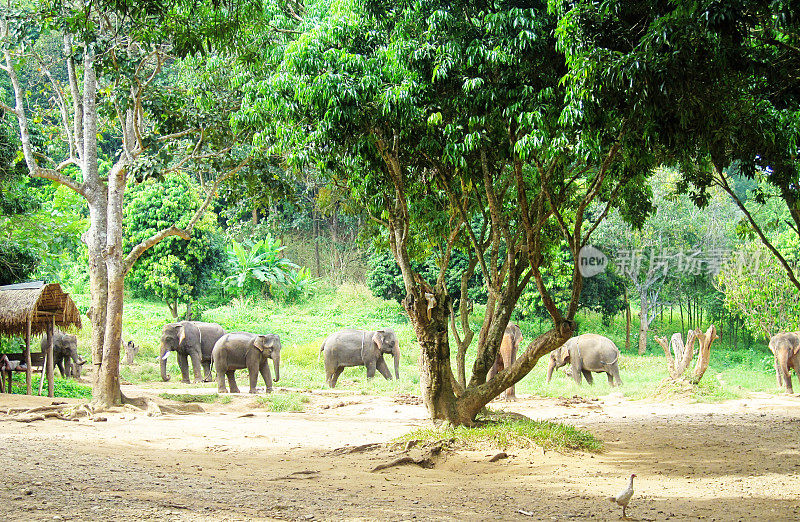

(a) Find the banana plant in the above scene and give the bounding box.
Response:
[224,236,299,298]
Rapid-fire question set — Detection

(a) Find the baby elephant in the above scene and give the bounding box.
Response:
[320,328,400,388]
[546,333,622,386]
[212,332,281,394]
[40,329,86,378]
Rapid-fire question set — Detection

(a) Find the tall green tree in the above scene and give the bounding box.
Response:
[556,0,800,290]
[0,0,260,406]
[247,0,652,424]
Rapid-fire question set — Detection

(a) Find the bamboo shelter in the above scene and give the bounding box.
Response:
[0,281,82,396]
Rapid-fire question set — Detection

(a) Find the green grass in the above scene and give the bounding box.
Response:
[157,392,232,404]
[255,392,310,412]
[398,416,603,452]
[7,373,92,399]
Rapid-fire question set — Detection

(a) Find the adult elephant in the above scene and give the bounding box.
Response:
[768,332,800,393]
[487,322,523,400]
[320,328,400,388]
[546,333,622,386]
[212,332,281,394]
[159,321,226,383]
[40,329,85,378]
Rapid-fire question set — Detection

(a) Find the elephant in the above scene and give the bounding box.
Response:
[159,321,226,383]
[768,332,800,393]
[40,329,85,378]
[546,333,622,386]
[320,328,400,388]
[487,322,523,400]
[212,332,281,394]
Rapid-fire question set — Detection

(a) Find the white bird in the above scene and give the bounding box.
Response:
[608,473,636,519]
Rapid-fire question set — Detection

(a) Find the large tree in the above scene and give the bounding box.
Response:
[250,0,653,424]
[0,1,259,406]
[556,0,800,290]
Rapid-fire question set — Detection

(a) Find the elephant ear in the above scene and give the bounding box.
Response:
[373,330,385,353]
[253,335,267,353]
[177,325,186,346]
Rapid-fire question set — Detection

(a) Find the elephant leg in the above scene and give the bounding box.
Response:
[176,353,191,383]
[216,366,228,393]
[189,350,203,383]
[324,359,338,388]
[582,370,594,385]
[259,363,273,393]
[775,356,784,388]
[365,359,377,379]
[376,357,392,380]
[227,371,240,394]
[487,356,502,382]
[56,357,67,378]
[248,366,260,394]
[501,342,516,400]
[329,367,345,388]
[572,365,582,385]
[609,367,623,387]
[202,361,213,382]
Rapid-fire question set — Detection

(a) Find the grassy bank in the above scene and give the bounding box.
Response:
[58,283,780,402]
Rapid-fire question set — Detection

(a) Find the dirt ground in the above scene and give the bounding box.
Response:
[1,385,799,521]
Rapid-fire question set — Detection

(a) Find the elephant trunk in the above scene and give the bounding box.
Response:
[393,342,400,379]
[160,344,171,382]
[546,358,556,383]
[272,352,280,382]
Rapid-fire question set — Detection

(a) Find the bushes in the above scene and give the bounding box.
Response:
[224,236,315,303]
[366,251,486,304]
[124,174,228,318]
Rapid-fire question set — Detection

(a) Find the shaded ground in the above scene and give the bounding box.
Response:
[1,386,799,521]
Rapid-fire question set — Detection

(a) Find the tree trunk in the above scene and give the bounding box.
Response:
[624,286,631,351]
[403,288,463,422]
[638,289,648,355]
[313,211,322,278]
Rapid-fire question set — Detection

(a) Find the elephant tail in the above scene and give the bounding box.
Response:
[318,343,324,362]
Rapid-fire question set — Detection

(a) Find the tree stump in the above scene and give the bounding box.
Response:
[655,325,717,383]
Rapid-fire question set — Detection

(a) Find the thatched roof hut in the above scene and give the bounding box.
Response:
[0,281,82,337]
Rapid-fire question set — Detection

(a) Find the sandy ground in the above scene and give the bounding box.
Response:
[1,385,799,521]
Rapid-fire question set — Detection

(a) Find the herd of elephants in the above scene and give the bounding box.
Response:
[33,320,800,396]
[38,320,626,397]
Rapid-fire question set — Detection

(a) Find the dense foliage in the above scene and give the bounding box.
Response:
[123,175,227,317]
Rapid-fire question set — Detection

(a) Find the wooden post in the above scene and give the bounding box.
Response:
[38,350,46,396]
[25,316,32,395]
[46,316,55,397]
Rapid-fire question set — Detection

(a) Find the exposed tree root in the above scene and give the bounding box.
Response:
[327,442,382,455]
[488,452,508,462]
[270,470,320,481]
[371,455,434,472]
[371,443,445,472]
